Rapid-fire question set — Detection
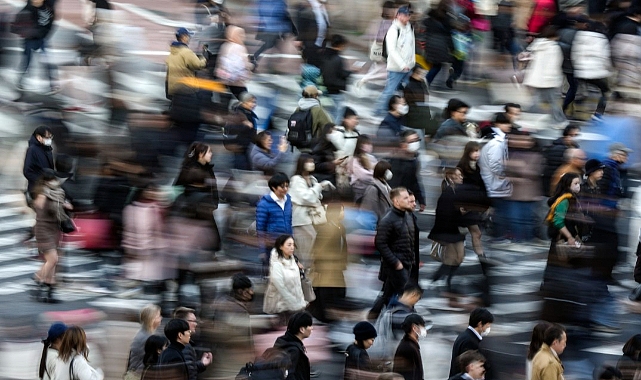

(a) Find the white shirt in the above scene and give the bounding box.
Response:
[270,191,287,210]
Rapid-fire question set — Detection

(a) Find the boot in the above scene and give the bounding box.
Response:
[43,284,61,304]
[30,277,46,301]
[445,265,460,294]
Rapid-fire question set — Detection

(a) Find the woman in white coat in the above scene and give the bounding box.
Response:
[288,154,334,269]
[216,25,254,100]
[523,25,566,126]
[263,234,307,323]
[56,326,103,380]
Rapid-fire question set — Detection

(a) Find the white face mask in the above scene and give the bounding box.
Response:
[481,327,491,337]
[396,104,409,115]
[43,138,53,147]
[384,169,393,181]
[304,162,315,172]
[416,326,427,339]
[407,141,420,153]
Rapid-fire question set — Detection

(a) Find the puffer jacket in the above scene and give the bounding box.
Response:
[182,343,206,380]
[263,249,306,314]
[256,193,293,250]
[289,175,323,227]
[610,33,641,89]
[273,331,310,380]
[479,129,512,198]
[375,207,415,276]
[523,38,563,88]
[257,0,295,35]
[166,42,207,95]
[385,19,415,72]
[571,30,612,80]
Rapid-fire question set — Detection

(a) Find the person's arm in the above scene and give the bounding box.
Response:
[375,218,403,270]
[252,149,284,173]
[185,50,207,71]
[290,176,323,206]
[73,356,104,380]
[552,199,577,245]
[269,261,302,309]
[486,142,505,176]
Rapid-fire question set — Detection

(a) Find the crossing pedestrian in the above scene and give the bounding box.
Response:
[530,324,567,380]
[172,307,212,380]
[344,321,378,380]
[449,308,494,377]
[125,304,162,380]
[24,126,55,201]
[393,313,426,380]
[215,25,253,100]
[273,311,313,380]
[39,322,68,380]
[525,321,553,380]
[349,136,378,204]
[250,132,289,176]
[448,350,486,380]
[360,160,393,222]
[57,325,104,380]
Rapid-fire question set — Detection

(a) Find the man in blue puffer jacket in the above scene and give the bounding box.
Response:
[256,172,293,255]
[254,0,297,62]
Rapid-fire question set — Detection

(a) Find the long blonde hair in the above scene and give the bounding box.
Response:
[58,326,90,362]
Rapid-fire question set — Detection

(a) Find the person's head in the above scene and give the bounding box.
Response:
[598,366,623,380]
[445,99,469,123]
[411,64,427,80]
[407,189,416,211]
[469,308,494,336]
[544,324,567,355]
[185,142,212,165]
[457,350,486,379]
[58,326,90,362]
[396,5,413,25]
[400,130,421,153]
[504,103,521,123]
[32,125,53,147]
[30,0,45,8]
[354,135,372,156]
[342,107,359,131]
[399,283,424,307]
[373,160,392,182]
[231,273,254,302]
[609,142,632,164]
[390,187,410,211]
[140,304,162,333]
[381,0,398,19]
[302,85,322,99]
[353,321,377,349]
[239,92,257,111]
[555,172,581,197]
[443,167,463,190]
[527,321,554,360]
[274,234,295,259]
[268,172,290,199]
[539,24,559,40]
[562,125,581,146]
[321,123,337,142]
[585,159,604,183]
[287,311,313,340]
[255,131,273,151]
[295,153,316,176]
[164,319,191,345]
[173,306,198,334]
[401,313,426,340]
[563,148,587,169]
[388,95,408,116]
[493,112,512,134]
[462,141,481,164]
[622,334,641,361]
[176,27,193,43]
[143,335,169,367]
[330,34,348,51]
[39,322,68,379]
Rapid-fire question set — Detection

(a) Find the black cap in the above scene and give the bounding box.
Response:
[353,321,377,341]
[343,107,357,119]
[585,159,605,176]
[232,273,252,290]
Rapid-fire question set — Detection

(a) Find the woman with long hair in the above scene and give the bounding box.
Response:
[348,135,378,202]
[39,322,68,380]
[360,160,393,222]
[142,335,169,369]
[125,304,162,379]
[457,141,489,256]
[525,321,553,380]
[58,326,103,380]
[545,172,582,250]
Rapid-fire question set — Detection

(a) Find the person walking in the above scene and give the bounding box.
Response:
[525,321,554,380]
[57,326,104,380]
[254,0,297,63]
[166,27,206,98]
[433,99,470,140]
[388,130,426,212]
[23,126,55,201]
[393,314,426,380]
[420,1,454,87]
[125,304,162,380]
[250,131,289,176]
[273,311,314,380]
[356,1,397,88]
[215,25,254,100]
[457,141,489,256]
[256,173,293,256]
[159,319,192,378]
[321,34,353,124]
[38,322,68,380]
[172,307,212,380]
[449,308,494,377]
[530,324,567,380]
[360,160,393,222]
[448,350,487,380]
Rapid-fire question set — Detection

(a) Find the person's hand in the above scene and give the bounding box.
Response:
[402,67,410,72]
[297,262,304,270]
[395,262,403,270]
[460,207,468,215]
[278,136,289,153]
[567,237,577,246]
[333,156,347,165]
[320,180,335,190]
[63,202,73,210]
[201,352,213,366]
[419,204,426,212]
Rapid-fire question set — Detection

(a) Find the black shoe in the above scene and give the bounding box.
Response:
[445,78,454,89]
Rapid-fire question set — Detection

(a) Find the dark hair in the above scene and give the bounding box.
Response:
[182,142,210,167]
[294,153,315,176]
[494,112,511,125]
[458,141,481,176]
[373,160,392,181]
[274,234,295,258]
[469,308,494,328]
[504,103,521,112]
[527,321,553,360]
[287,311,313,334]
[232,273,253,291]
[164,319,190,343]
[443,98,470,119]
[354,135,373,170]
[389,187,408,201]
[143,335,169,367]
[598,366,622,380]
[401,129,418,143]
[458,350,485,373]
[388,95,403,111]
[331,34,348,48]
[255,131,272,150]
[539,25,559,39]
[321,123,336,140]
[562,124,581,137]
[441,167,461,191]
[549,172,580,204]
[268,172,290,191]
[402,282,424,296]
[543,324,566,346]
[32,125,52,138]
[622,334,641,360]
[173,306,195,321]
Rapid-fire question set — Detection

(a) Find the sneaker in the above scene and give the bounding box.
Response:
[591,113,604,122]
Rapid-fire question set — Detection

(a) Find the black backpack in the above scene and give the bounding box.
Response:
[382,26,409,60]
[236,348,291,380]
[286,108,314,149]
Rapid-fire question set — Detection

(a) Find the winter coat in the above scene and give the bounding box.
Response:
[329,126,360,158]
[479,129,512,198]
[571,30,612,80]
[434,118,466,140]
[598,157,625,209]
[506,150,544,202]
[403,77,431,131]
[295,98,333,138]
[420,11,453,64]
[385,19,416,72]
[311,139,338,182]
[388,153,426,206]
[523,38,563,88]
[257,0,295,35]
[159,343,189,379]
[181,343,206,380]
[273,331,310,380]
[216,26,253,87]
[19,0,55,40]
[53,351,104,380]
[377,113,405,141]
[360,179,392,221]
[256,193,293,249]
[312,219,348,288]
[173,160,219,221]
[250,144,284,175]
[449,328,481,377]
[428,185,466,244]
[321,48,351,94]
[126,329,153,374]
[166,42,207,96]
[289,175,323,227]
[557,27,578,74]
[23,135,55,193]
[263,249,306,314]
[393,336,423,380]
[610,33,641,90]
[376,207,415,279]
[530,344,564,380]
[344,344,375,380]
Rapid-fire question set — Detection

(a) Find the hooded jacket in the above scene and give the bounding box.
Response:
[166,42,207,96]
[273,331,310,380]
[385,19,415,72]
[295,98,332,138]
[523,38,563,89]
[216,26,252,86]
[479,128,513,198]
[23,135,54,193]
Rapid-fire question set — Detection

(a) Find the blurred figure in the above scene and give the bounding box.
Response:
[393,314,426,380]
[523,25,566,127]
[360,160,392,221]
[598,366,623,380]
[388,130,426,212]
[457,141,489,255]
[321,34,352,123]
[530,324,567,380]
[599,142,631,209]
[273,311,313,380]
[388,283,424,332]
[609,6,641,95]
[406,191,420,281]
[448,308,494,377]
[39,322,68,380]
[617,334,641,380]
[210,274,255,379]
[199,5,226,77]
[329,107,360,158]
[310,203,348,321]
[356,1,397,88]
[295,0,330,69]
[344,321,378,380]
[377,95,408,142]
[57,326,104,380]
[23,126,55,200]
[15,0,58,92]
[293,85,333,139]
[250,131,288,176]
[545,173,583,256]
[558,17,581,116]
[550,148,586,194]
[122,184,168,288]
[525,321,554,380]
[312,123,344,185]
[166,27,206,98]
[32,169,72,303]
[263,235,307,322]
[256,173,293,256]
[290,154,333,268]
[420,0,454,87]
[402,65,431,132]
[433,99,470,140]
[349,136,378,203]
[254,0,297,62]
[215,25,253,100]
[141,335,168,374]
[173,306,213,380]
[195,0,229,28]
[448,350,486,380]
[542,124,580,196]
[225,92,258,170]
[126,304,162,380]
[429,168,466,294]
[374,5,415,116]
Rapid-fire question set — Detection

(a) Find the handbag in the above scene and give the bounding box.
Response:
[369,40,384,62]
[301,274,316,302]
[430,241,444,262]
[57,200,77,234]
[554,238,593,262]
[308,204,327,225]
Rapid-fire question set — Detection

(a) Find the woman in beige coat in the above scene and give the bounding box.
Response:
[216,25,254,100]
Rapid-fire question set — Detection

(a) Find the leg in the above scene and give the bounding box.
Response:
[328,92,345,124]
[18,39,37,88]
[37,249,59,285]
[254,33,280,61]
[293,225,317,269]
[374,70,407,115]
[426,62,443,85]
[38,40,58,90]
[541,87,566,123]
[468,224,484,255]
[528,87,543,114]
[563,73,578,112]
[592,78,610,115]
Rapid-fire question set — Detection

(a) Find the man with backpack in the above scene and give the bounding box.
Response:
[287,85,332,150]
[374,5,415,116]
[273,311,314,380]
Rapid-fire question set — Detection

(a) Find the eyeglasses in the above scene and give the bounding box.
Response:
[186,319,198,324]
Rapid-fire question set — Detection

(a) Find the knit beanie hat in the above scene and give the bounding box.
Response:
[353,321,377,341]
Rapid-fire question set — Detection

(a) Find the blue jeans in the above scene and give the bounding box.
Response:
[505,200,536,241]
[375,70,411,115]
[19,38,56,88]
[327,92,345,124]
[491,197,510,239]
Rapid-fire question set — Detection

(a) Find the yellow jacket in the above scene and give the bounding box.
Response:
[165,43,206,95]
[531,344,564,380]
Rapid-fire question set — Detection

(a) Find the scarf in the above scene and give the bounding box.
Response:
[545,193,573,224]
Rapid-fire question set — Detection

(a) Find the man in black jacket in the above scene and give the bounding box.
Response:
[173,307,212,380]
[369,187,415,319]
[273,311,313,380]
[449,308,494,377]
[23,126,54,199]
[393,313,426,380]
[321,34,352,123]
[159,319,192,378]
[388,130,426,211]
[542,124,580,196]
